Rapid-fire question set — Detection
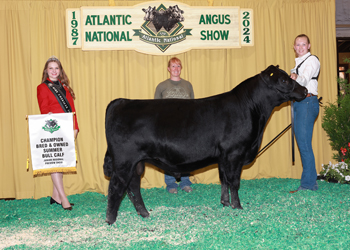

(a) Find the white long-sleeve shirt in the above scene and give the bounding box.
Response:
[291,52,320,95]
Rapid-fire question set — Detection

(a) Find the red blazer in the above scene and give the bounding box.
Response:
[37,78,79,131]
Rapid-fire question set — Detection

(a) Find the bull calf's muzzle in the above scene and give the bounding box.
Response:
[293,86,308,102]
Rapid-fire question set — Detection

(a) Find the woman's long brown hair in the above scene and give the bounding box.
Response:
[41,57,76,100]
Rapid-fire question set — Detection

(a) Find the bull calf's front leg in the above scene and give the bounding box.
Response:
[218,163,230,207]
[229,170,243,209]
[219,161,243,209]
[229,187,243,209]
[220,182,243,209]
[220,183,230,207]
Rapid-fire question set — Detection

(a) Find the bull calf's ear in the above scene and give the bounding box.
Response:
[270,73,273,76]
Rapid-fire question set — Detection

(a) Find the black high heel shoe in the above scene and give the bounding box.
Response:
[50,197,61,205]
[62,204,73,211]
[50,197,74,206]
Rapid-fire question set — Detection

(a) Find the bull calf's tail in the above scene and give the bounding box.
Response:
[104,102,113,177]
[104,99,121,178]
[103,149,113,177]
[104,99,128,178]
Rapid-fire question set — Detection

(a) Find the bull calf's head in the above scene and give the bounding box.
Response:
[261,65,307,102]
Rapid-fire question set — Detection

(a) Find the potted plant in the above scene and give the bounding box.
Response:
[319,58,350,183]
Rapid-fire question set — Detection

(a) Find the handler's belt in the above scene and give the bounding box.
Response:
[44,79,72,113]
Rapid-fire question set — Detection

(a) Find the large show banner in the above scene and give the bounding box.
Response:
[28,113,76,176]
[66,1,253,55]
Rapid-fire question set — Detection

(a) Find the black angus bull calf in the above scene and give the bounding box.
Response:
[103,65,307,225]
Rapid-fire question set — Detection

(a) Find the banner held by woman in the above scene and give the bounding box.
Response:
[28,113,76,176]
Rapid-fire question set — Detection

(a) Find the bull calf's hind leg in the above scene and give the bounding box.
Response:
[106,174,129,225]
[126,162,149,218]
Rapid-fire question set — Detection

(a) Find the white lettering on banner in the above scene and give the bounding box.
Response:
[66,1,254,55]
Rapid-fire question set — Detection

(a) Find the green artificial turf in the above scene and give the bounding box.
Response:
[1,178,350,249]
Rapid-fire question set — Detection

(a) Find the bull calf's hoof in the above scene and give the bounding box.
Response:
[231,204,243,209]
[138,210,150,218]
[106,213,117,225]
[221,200,230,207]
[106,219,115,225]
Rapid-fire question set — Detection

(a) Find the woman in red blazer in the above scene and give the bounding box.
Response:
[37,56,79,210]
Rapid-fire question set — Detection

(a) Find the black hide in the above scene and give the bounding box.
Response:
[103,65,307,225]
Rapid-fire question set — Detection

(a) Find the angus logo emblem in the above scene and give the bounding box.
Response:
[133,4,192,52]
[42,119,60,134]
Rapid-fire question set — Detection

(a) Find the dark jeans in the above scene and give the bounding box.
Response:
[294,95,319,190]
[165,174,192,191]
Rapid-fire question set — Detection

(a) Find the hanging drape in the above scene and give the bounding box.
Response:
[0,0,337,199]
